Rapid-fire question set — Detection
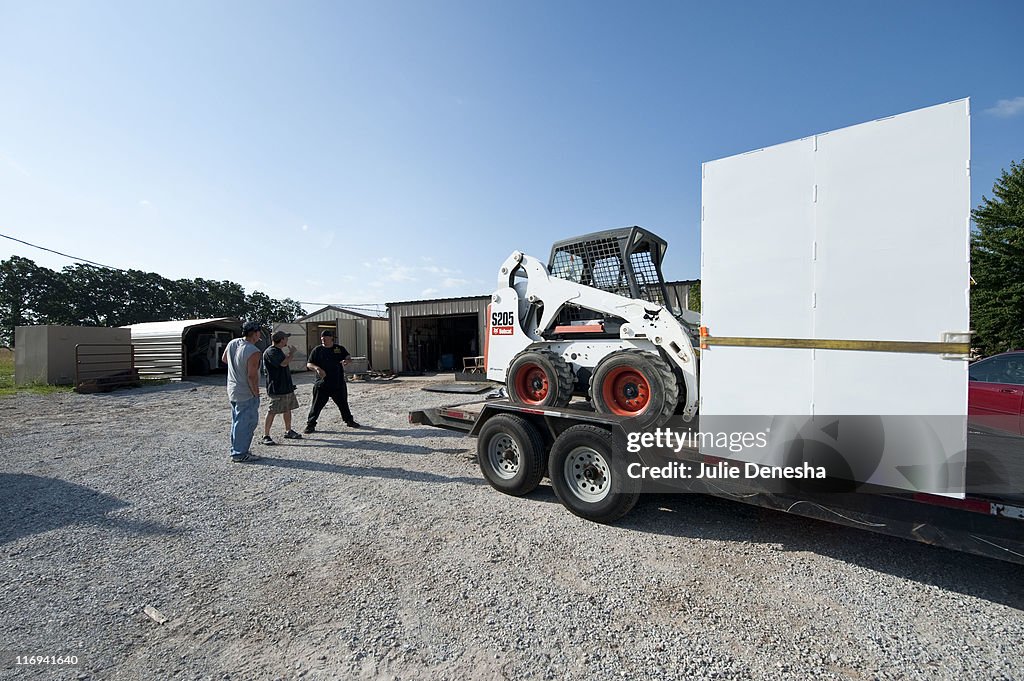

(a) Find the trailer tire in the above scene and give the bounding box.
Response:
[477,414,547,496]
[507,349,574,407]
[590,349,678,429]
[548,425,639,523]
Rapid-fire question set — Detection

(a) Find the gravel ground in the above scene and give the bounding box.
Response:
[0,373,1022,680]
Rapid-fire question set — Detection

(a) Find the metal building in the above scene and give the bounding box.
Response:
[387,295,490,373]
[296,306,391,372]
[128,318,241,381]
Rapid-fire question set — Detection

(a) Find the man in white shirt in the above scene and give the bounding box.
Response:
[221,320,263,463]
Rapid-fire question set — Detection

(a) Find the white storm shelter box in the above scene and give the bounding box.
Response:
[700,99,971,496]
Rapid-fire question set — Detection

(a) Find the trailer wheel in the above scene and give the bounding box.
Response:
[507,349,574,407]
[548,425,639,523]
[590,349,678,429]
[477,414,547,496]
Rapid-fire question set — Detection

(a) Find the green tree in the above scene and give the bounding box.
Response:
[59,264,126,326]
[0,256,49,345]
[687,280,701,313]
[971,160,1024,356]
[0,256,310,339]
[243,291,306,324]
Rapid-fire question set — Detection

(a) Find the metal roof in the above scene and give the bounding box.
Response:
[386,294,491,308]
[297,305,385,322]
[126,318,241,339]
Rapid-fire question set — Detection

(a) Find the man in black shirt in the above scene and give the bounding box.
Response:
[261,330,303,445]
[304,328,361,434]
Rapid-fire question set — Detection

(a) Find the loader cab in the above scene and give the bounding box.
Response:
[548,226,677,315]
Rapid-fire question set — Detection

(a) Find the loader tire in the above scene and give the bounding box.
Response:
[548,424,639,523]
[507,349,574,408]
[477,414,547,496]
[590,349,679,429]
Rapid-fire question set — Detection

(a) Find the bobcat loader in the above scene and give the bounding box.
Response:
[486,226,700,427]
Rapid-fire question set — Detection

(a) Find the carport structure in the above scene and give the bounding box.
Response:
[127,318,241,381]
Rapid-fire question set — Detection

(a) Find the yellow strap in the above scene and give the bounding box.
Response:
[701,336,970,354]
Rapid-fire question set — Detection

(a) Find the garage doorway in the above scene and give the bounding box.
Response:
[401,314,479,373]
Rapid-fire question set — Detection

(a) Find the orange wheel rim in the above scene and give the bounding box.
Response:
[514,363,550,404]
[602,366,651,415]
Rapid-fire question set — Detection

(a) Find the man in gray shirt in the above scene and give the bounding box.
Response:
[221,320,263,463]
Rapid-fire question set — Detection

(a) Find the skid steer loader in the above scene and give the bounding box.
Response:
[486,226,700,427]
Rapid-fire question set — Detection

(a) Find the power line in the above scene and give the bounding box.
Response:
[1,231,391,311]
[0,231,124,270]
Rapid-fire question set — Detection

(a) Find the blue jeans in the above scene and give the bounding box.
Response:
[230,396,261,456]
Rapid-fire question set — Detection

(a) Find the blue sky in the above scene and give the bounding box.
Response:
[1,0,1022,313]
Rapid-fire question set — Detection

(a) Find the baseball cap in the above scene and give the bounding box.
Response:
[242,321,262,334]
[321,329,335,337]
[271,330,291,343]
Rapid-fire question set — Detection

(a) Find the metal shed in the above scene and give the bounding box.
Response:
[296,306,391,371]
[387,295,490,373]
[127,318,241,381]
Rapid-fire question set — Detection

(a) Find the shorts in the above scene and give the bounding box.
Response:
[267,391,299,414]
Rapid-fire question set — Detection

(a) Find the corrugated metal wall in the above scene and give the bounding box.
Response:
[338,319,369,358]
[132,333,185,380]
[388,296,489,372]
[369,319,390,371]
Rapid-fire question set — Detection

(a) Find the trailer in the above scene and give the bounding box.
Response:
[410,99,1024,565]
[410,398,1024,565]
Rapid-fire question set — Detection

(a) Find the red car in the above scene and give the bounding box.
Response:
[968,350,1024,436]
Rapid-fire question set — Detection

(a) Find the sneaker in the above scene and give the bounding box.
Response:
[261,435,276,445]
[231,452,262,463]
[345,421,362,428]
[284,430,303,440]
[303,425,316,434]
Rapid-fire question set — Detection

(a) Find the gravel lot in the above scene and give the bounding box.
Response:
[1,373,1022,680]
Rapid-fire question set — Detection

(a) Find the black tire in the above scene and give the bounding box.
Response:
[548,424,639,523]
[477,414,547,496]
[589,348,679,429]
[507,348,573,407]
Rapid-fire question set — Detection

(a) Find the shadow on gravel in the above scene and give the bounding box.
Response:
[523,483,564,505]
[0,473,177,545]
[366,427,468,440]
[310,438,468,456]
[255,457,486,486]
[619,494,1024,610]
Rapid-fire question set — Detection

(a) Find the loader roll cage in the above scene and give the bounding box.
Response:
[548,226,676,315]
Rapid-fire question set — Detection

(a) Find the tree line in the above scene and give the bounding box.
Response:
[0,257,306,346]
